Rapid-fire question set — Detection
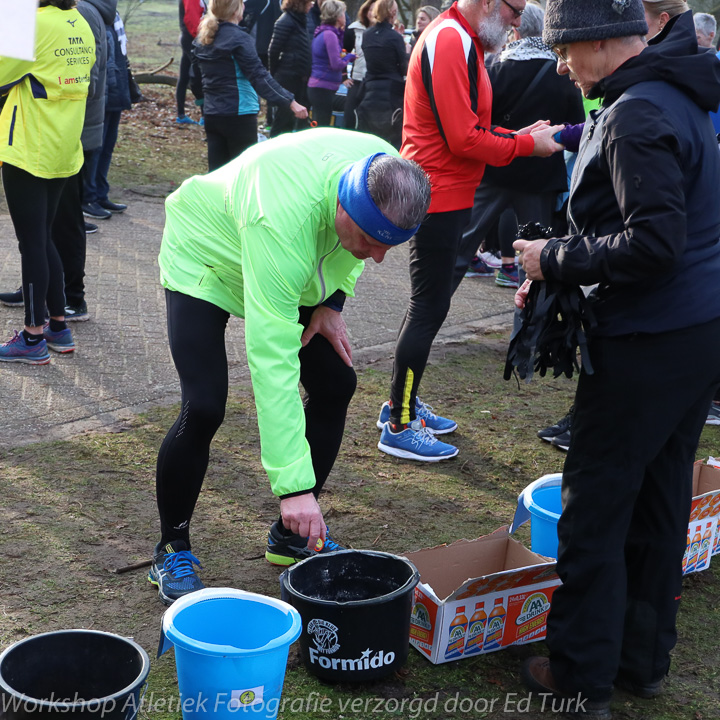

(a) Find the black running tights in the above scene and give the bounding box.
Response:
[156,291,357,547]
[2,163,67,327]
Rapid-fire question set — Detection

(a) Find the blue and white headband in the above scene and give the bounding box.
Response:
[337,153,421,247]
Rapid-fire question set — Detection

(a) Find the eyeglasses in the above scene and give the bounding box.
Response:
[552,44,568,62]
[499,0,524,19]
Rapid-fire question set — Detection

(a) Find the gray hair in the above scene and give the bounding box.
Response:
[518,2,544,38]
[321,0,346,25]
[694,12,717,37]
[368,156,431,230]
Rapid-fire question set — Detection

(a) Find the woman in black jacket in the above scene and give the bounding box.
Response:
[268,0,313,137]
[355,0,407,148]
[194,0,307,171]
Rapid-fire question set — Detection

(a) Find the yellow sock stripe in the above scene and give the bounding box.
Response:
[400,369,414,426]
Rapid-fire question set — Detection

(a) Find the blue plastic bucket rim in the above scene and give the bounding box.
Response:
[161,588,302,658]
[0,629,150,710]
[283,549,420,607]
[523,473,563,521]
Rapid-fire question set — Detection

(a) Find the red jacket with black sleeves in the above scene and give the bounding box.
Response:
[401,3,535,213]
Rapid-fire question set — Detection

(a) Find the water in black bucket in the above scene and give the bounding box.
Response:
[0,630,150,719]
[282,550,419,682]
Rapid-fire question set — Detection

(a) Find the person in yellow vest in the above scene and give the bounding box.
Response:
[0,0,95,364]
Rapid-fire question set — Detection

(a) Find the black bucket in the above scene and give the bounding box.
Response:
[281,549,419,682]
[0,630,150,719]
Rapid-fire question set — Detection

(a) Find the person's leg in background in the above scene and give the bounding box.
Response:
[204,115,258,172]
[271,74,307,137]
[0,163,70,363]
[307,87,334,127]
[95,110,123,207]
[52,170,89,319]
[176,28,199,123]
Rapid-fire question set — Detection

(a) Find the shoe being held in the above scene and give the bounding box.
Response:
[265,521,345,566]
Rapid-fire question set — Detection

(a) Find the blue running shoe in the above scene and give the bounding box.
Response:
[148,540,205,605]
[265,521,345,566]
[0,331,50,365]
[43,324,75,353]
[465,256,495,278]
[176,115,198,125]
[378,419,458,462]
[495,267,519,288]
[377,398,457,434]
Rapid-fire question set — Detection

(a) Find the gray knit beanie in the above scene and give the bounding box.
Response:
[543,0,648,46]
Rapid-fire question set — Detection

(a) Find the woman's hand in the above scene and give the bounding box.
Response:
[290,100,308,119]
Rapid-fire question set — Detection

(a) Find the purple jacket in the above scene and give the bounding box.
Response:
[308,24,355,90]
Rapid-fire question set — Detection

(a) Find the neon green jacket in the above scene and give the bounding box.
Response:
[160,129,398,497]
[0,6,94,178]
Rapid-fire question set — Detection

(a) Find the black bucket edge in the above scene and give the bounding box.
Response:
[282,549,420,607]
[0,629,151,713]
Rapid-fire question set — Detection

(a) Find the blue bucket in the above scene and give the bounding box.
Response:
[509,474,563,558]
[159,588,301,719]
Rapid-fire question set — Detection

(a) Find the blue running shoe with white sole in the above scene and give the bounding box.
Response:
[265,521,345,566]
[43,324,75,353]
[0,331,50,365]
[148,540,205,605]
[378,419,458,461]
[377,398,457,434]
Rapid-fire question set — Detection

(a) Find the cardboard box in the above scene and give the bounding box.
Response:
[403,528,560,664]
[683,460,720,574]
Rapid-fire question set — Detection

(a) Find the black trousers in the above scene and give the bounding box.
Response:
[388,209,471,426]
[176,27,203,117]
[204,114,258,172]
[307,86,335,127]
[2,163,67,326]
[270,73,307,137]
[156,291,357,547]
[548,316,720,701]
[53,170,86,307]
[452,182,557,293]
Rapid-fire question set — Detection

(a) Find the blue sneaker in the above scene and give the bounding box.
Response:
[378,419,458,462]
[265,521,345,566]
[43,324,75,353]
[176,115,198,125]
[377,398,457,434]
[465,256,495,278]
[0,331,50,365]
[199,116,205,127]
[148,540,205,605]
[496,267,519,288]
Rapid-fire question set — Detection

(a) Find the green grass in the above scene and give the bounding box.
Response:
[1,343,718,720]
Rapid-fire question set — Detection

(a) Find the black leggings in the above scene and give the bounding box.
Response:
[307,86,335,127]
[176,27,203,117]
[388,209,471,426]
[204,114,258,172]
[2,163,67,327]
[156,291,357,547]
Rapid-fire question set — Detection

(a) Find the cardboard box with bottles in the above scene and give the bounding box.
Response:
[402,527,560,664]
[682,459,720,575]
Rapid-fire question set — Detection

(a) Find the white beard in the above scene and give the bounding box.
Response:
[478,4,509,53]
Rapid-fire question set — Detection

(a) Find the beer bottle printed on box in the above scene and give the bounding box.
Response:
[483,597,507,651]
[697,522,713,569]
[686,527,702,573]
[682,530,690,574]
[444,606,468,660]
[463,601,487,656]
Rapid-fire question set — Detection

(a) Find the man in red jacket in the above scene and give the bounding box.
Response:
[376,0,563,462]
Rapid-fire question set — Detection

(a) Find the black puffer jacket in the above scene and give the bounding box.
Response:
[269,10,311,80]
[540,11,720,337]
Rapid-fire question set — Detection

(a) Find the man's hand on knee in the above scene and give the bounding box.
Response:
[301,305,353,367]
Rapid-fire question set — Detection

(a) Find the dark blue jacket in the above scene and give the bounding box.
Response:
[540,11,720,336]
[105,12,131,113]
[194,22,293,116]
